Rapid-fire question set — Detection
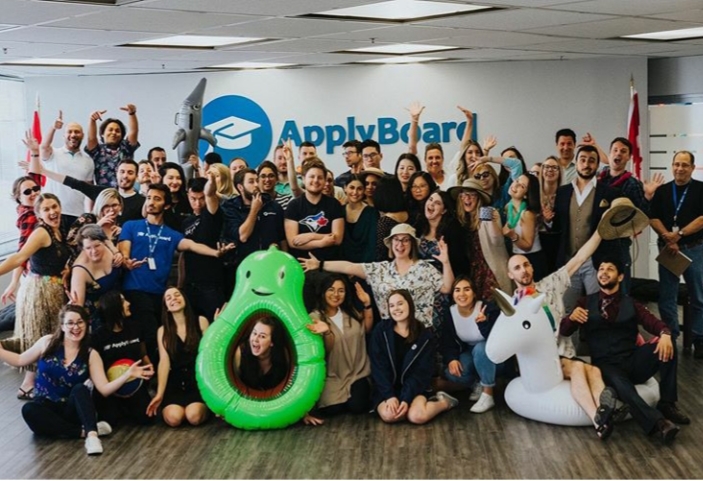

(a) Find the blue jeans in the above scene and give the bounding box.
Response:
[563,260,600,317]
[658,242,703,339]
[443,341,496,387]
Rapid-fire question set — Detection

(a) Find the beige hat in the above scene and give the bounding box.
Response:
[448,179,492,205]
[597,197,650,240]
[359,167,386,180]
[383,223,419,248]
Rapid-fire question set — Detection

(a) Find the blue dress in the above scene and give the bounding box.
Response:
[72,264,121,330]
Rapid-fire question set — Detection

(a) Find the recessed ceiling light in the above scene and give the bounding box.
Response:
[357,56,443,64]
[310,0,493,22]
[125,35,265,49]
[206,62,294,69]
[623,27,703,41]
[347,43,458,54]
[0,58,112,67]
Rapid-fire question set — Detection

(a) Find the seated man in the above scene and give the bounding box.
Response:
[560,257,689,444]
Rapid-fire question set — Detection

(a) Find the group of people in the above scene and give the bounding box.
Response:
[0,102,700,455]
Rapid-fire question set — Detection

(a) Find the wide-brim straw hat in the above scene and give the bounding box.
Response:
[358,167,386,180]
[597,197,650,240]
[383,223,419,248]
[448,179,492,205]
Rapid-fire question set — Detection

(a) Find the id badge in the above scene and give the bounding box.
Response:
[672,225,679,234]
[147,257,157,270]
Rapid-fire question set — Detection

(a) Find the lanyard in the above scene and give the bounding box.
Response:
[145,221,164,258]
[672,182,690,224]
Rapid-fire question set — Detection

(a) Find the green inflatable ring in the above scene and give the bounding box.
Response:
[195,246,326,430]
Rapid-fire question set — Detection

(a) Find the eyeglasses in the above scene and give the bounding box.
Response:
[103,203,121,210]
[64,320,86,328]
[392,236,412,244]
[342,151,358,157]
[460,191,479,199]
[362,152,379,160]
[259,174,276,179]
[473,172,491,180]
[22,185,41,196]
[411,183,429,190]
[543,165,559,172]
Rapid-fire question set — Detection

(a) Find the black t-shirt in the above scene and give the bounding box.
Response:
[393,331,411,392]
[182,208,225,285]
[284,194,344,261]
[120,192,145,223]
[222,195,285,264]
[650,179,703,246]
[91,320,144,368]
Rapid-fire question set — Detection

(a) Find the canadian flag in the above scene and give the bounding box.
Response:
[29,93,45,186]
[627,82,642,180]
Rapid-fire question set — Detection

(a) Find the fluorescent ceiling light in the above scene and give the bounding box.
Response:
[207,62,294,69]
[358,56,443,64]
[126,35,264,48]
[623,26,703,41]
[1,58,112,66]
[348,43,457,54]
[313,0,492,21]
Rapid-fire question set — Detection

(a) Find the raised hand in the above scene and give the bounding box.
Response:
[482,135,498,152]
[119,104,137,115]
[406,101,425,122]
[90,110,107,123]
[354,282,370,307]
[643,172,665,200]
[457,105,473,121]
[53,110,64,130]
[580,132,596,146]
[306,317,331,336]
[475,304,488,323]
[22,130,40,153]
[432,237,450,265]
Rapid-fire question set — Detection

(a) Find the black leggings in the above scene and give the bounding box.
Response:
[22,384,98,438]
[94,387,153,427]
[316,377,372,417]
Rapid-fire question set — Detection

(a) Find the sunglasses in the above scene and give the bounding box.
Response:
[473,172,491,180]
[22,185,41,196]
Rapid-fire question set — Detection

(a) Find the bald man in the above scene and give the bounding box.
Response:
[506,230,620,439]
[40,111,95,225]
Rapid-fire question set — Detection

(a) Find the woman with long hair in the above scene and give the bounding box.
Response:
[449,181,507,296]
[146,287,209,427]
[234,317,290,392]
[369,290,457,424]
[158,162,192,231]
[0,305,153,455]
[209,163,236,200]
[471,148,525,223]
[0,193,71,400]
[405,172,437,229]
[503,173,546,281]
[1,175,41,304]
[69,225,120,329]
[394,153,421,192]
[92,188,124,244]
[340,174,378,263]
[303,274,373,425]
[92,290,152,426]
[440,276,498,413]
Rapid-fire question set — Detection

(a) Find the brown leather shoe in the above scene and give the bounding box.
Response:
[658,402,691,425]
[655,418,680,444]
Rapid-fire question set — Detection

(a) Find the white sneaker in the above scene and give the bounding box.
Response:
[435,391,459,409]
[469,383,483,402]
[470,392,495,413]
[97,421,112,437]
[85,436,103,455]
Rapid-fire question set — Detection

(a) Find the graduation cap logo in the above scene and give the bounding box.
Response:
[206,115,262,151]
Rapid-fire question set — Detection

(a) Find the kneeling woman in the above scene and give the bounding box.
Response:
[0,305,153,455]
[304,275,373,425]
[147,287,209,427]
[370,290,458,424]
[234,317,290,392]
[441,276,498,413]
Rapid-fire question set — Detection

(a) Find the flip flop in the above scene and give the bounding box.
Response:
[17,387,34,400]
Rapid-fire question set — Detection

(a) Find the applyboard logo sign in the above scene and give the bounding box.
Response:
[199,95,273,166]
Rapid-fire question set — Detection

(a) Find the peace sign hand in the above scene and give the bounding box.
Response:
[475,304,488,323]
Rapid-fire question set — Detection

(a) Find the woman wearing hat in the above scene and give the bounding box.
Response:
[470,152,525,224]
[449,179,510,296]
[299,223,454,330]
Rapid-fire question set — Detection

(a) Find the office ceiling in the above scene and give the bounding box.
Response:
[1,0,703,77]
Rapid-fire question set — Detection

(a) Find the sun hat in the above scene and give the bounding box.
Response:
[383,223,419,248]
[597,197,650,240]
[447,179,492,205]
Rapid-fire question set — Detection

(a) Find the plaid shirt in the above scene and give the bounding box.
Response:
[598,168,650,216]
[16,204,37,271]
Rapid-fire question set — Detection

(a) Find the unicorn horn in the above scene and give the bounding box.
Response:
[492,288,515,316]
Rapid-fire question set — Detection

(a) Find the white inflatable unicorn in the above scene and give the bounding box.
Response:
[485,289,659,426]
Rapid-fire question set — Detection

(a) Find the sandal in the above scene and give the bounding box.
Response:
[17,387,34,401]
[595,422,614,441]
[594,387,617,427]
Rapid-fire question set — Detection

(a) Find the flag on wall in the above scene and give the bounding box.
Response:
[627,79,642,179]
[29,93,45,186]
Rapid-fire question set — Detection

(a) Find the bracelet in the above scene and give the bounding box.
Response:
[30,154,39,157]
[128,112,136,116]
[363,305,372,310]
[318,260,325,272]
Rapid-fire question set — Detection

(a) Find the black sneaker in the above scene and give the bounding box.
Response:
[594,387,618,427]
[658,402,691,425]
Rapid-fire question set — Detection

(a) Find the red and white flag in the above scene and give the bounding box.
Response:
[627,81,642,180]
[29,93,45,186]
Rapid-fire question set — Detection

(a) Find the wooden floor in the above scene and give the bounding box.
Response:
[1,314,703,479]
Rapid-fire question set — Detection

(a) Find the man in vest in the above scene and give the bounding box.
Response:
[560,257,689,444]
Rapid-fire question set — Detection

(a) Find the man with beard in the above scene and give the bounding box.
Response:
[551,145,619,315]
[118,183,232,361]
[560,257,689,443]
[39,110,94,225]
[29,157,145,223]
[506,231,622,439]
[180,173,225,321]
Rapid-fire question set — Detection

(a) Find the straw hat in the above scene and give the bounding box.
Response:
[597,197,650,240]
[383,223,419,248]
[448,179,492,205]
[359,167,386,180]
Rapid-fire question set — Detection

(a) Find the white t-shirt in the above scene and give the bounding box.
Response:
[451,301,485,345]
[43,146,95,216]
[329,309,344,332]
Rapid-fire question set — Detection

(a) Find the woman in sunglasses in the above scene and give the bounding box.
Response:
[471,145,525,223]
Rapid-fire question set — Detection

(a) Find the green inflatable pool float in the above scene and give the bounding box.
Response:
[196,246,326,430]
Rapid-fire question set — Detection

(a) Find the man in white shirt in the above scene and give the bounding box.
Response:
[40,110,94,224]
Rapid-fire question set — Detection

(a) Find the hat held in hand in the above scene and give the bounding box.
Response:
[597,198,649,240]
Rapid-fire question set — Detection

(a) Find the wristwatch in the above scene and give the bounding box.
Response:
[678,229,686,237]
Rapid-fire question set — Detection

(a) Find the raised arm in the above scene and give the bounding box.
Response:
[0,335,49,368]
[286,140,303,198]
[456,106,474,151]
[204,169,220,215]
[407,101,425,155]
[0,227,51,277]
[86,110,106,151]
[565,230,602,278]
[120,104,139,147]
[41,110,62,160]
[298,252,367,279]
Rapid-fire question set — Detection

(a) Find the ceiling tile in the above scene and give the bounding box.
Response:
[0,0,105,25]
[224,38,376,53]
[522,17,701,38]
[203,17,382,39]
[551,0,703,16]
[318,25,463,42]
[416,8,614,30]
[135,0,381,16]
[424,30,558,48]
[0,40,88,58]
[0,26,158,45]
[644,9,703,23]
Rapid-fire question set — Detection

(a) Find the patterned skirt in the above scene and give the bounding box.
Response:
[10,274,65,372]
